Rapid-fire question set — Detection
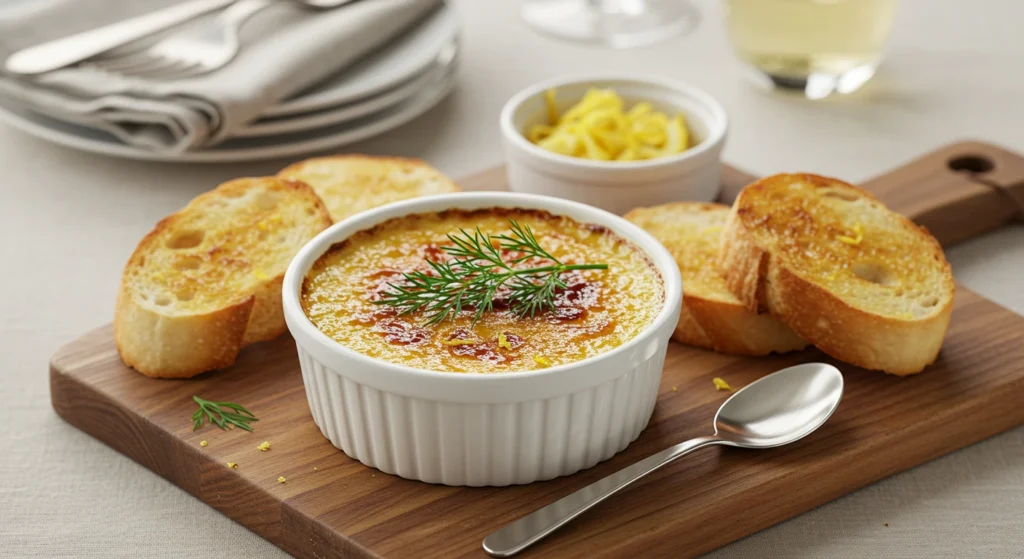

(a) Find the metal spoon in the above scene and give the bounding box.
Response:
[482,362,844,557]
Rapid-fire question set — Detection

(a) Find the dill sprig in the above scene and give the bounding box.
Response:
[374,220,608,325]
[191,395,258,432]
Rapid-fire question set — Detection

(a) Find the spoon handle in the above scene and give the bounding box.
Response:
[482,435,723,557]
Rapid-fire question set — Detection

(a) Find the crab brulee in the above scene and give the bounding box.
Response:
[300,208,664,373]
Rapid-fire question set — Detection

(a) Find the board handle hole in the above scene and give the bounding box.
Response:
[948,155,994,174]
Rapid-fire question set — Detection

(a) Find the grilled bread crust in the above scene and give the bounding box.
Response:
[720,173,954,375]
[114,177,332,378]
[626,202,806,356]
[278,155,460,222]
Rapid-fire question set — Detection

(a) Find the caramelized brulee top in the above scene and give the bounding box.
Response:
[301,208,664,373]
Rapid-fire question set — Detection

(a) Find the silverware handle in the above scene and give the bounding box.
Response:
[4,0,238,75]
[220,0,275,25]
[482,435,723,557]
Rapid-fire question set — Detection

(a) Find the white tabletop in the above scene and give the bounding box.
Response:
[2,0,1022,557]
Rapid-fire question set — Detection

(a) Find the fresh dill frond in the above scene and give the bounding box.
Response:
[374,220,608,325]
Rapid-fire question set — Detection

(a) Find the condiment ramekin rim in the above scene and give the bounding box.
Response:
[499,73,728,171]
[282,191,683,384]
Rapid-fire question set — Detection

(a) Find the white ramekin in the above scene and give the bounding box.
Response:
[500,75,728,215]
[283,192,682,486]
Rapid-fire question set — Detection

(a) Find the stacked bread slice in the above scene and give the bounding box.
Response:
[629,173,955,375]
[625,203,807,356]
[115,177,332,378]
[278,155,460,222]
[115,156,458,378]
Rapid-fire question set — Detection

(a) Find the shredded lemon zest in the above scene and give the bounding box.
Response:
[277,476,286,484]
[534,355,552,368]
[713,377,733,392]
[497,332,513,350]
[838,222,864,245]
[544,88,559,125]
[199,440,208,448]
[528,124,554,143]
[442,338,477,346]
[258,441,271,452]
[253,269,270,281]
[226,462,238,469]
[528,88,691,161]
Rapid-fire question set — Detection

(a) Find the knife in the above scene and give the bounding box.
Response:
[5,0,238,76]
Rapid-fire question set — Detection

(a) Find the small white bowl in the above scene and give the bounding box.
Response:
[283,192,682,486]
[500,75,728,215]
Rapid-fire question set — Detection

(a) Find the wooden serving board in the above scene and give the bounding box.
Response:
[51,141,1024,559]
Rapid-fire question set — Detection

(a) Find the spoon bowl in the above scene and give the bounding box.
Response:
[483,362,844,557]
[715,362,845,448]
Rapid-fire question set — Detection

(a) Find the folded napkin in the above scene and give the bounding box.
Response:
[0,0,442,153]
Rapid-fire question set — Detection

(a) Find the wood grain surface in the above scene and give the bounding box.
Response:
[50,141,1024,559]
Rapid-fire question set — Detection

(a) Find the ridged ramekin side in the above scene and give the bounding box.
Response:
[297,344,665,487]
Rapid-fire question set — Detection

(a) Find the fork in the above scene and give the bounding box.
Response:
[87,0,273,80]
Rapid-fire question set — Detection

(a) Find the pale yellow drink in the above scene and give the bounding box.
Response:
[722,0,898,97]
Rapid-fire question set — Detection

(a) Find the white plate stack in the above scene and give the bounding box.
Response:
[0,1,459,162]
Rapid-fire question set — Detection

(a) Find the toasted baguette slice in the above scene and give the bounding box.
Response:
[626,203,807,355]
[720,173,954,375]
[114,177,332,378]
[278,155,459,222]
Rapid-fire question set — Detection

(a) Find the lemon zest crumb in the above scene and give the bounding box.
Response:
[199,440,208,448]
[227,462,238,469]
[837,222,864,245]
[277,476,286,484]
[534,355,552,368]
[713,377,733,392]
[258,441,271,452]
[253,269,270,281]
[442,338,477,346]
[497,332,513,350]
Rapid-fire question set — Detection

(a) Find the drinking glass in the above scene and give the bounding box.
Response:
[722,0,899,99]
[521,0,701,49]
